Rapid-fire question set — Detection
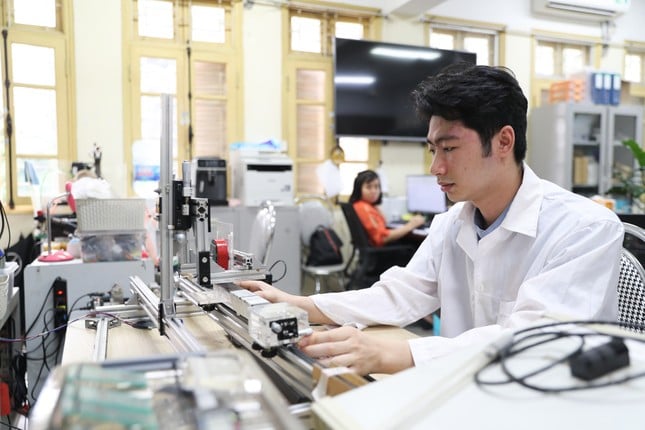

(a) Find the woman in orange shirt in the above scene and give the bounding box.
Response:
[349,170,426,247]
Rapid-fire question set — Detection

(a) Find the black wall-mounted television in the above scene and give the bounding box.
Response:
[333,38,476,142]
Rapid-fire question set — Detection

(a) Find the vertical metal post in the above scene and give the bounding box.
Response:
[159,94,175,318]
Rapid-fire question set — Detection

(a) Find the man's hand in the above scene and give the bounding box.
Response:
[298,326,413,375]
[236,280,335,324]
[237,280,291,303]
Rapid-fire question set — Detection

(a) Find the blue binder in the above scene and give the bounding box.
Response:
[611,73,621,105]
[602,72,612,105]
[591,72,604,104]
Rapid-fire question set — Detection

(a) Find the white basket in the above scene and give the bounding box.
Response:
[76,198,146,233]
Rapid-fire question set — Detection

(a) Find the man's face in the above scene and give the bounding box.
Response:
[427,116,501,207]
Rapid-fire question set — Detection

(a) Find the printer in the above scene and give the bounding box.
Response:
[231,152,294,206]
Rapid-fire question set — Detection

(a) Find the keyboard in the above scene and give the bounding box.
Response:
[388,219,432,230]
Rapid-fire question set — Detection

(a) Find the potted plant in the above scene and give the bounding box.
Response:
[607,139,645,211]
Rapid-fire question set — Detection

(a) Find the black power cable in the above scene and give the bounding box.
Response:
[475,320,645,393]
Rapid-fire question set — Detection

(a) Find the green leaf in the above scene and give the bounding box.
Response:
[622,139,645,167]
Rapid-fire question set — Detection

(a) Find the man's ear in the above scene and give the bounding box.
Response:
[496,125,515,156]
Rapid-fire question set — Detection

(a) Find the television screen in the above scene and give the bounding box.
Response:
[334,38,476,142]
[406,175,447,215]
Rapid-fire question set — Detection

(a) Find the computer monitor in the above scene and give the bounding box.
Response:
[406,175,447,215]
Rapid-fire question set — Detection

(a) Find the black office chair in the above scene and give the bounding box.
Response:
[340,202,416,289]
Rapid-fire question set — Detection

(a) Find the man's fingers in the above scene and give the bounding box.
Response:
[318,352,353,368]
[237,280,265,292]
[300,332,353,359]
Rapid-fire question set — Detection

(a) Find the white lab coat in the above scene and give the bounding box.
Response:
[312,164,624,364]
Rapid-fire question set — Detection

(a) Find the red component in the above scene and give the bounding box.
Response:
[65,181,76,212]
[214,239,228,269]
[0,382,10,416]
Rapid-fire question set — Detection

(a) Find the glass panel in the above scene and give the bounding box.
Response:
[291,16,321,53]
[140,95,178,148]
[140,57,176,94]
[298,162,325,195]
[296,105,325,159]
[0,69,3,152]
[625,54,641,83]
[141,95,162,140]
[0,148,5,202]
[16,157,59,199]
[339,162,367,195]
[194,99,226,157]
[429,32,454,50]
[14,0,56,28]
[14,87,57,155]
[340,137,368,161]
[464,36,490,66]
[138,0,174,39]
[562,47,585,77]
[194,61,226,96]
[191,5,225,43]
[535,44,554,76]
[12,44,55,86]
[335,22,363,40]
[296,69,325,101]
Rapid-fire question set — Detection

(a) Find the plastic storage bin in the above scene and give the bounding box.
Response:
[75,198,147,262]
[80,232,144,262]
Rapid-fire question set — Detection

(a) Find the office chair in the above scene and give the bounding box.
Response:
[340,202,416,289]
[618,222,645,332]
[248,200,277,268]
[295,195,346,294]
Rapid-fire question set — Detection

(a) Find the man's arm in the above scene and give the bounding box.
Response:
[237,280,336,324]
[238,280,416,375]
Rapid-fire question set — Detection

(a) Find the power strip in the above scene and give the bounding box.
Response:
[52,277,68,333]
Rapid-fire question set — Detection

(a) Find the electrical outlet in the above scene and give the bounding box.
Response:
[52,277,68,333]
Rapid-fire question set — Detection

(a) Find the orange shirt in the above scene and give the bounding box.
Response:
[353,200,390,247]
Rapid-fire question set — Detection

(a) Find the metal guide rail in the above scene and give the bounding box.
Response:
[30,350,305,430]
[165,273,319,403]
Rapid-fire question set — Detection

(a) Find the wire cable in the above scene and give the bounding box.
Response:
[269,259,287,283]
[475,319,645,393]
[0,199,11,249]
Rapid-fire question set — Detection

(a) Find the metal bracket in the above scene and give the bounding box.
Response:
[85,316,121,362]
[85,317,121,330]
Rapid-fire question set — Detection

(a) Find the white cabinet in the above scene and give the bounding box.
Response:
[529,103,643,195]
[23,259,155,398]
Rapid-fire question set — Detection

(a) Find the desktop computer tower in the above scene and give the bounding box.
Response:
[195,157,228,206]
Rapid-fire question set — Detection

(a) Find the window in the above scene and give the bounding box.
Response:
[531,34,596,107]
[0,0,74,209]
[625,53,642,83]
[283,5,379,196]
[534,39,590,78]
[426,19,501,66]
[123,0,242,197]
[624,43,645,84]
[339,138,368,195]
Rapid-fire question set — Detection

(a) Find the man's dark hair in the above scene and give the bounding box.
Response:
[349,169,382,205]
[412,64,528,163]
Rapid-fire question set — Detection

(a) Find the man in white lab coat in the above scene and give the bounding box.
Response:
[240,64,624,375]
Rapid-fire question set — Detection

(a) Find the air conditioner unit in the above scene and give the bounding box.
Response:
[532,0,631,21]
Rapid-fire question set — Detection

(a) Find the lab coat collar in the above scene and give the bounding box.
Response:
[500,163,541,239]
[455,162,542,255]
